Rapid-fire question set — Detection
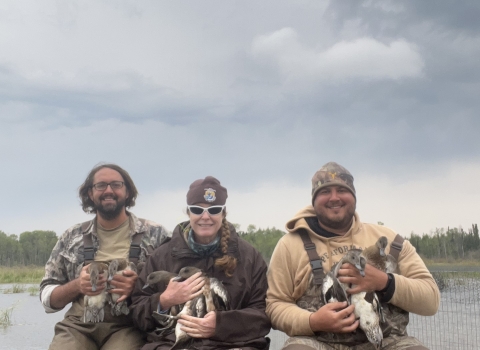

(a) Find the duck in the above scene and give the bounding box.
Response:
[84,261,109,323]
[142,270,182,329]
[351,289,383,349]
[169,266,230,350]
[348,238,399,349]
[361,236,397,273]
[107,258,137,316]
[322,249,366,306]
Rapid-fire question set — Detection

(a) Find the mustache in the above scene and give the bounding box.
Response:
[100,194,118,200]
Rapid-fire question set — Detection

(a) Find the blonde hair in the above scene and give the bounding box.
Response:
[214,217,237,277]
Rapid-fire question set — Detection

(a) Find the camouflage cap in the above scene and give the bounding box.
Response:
[187,176,228,205]
[311,162,356,203]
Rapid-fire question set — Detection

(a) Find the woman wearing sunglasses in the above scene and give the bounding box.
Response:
[131,176,271,350]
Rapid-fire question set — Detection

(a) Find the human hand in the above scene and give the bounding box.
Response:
[178,311,216,338]
[108,269,138,303]
[337,263,388,294]
[78,265,106,296]
[159,272,205,310]
[309,302,358,333]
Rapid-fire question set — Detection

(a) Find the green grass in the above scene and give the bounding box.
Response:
[0,266,44,283]
[3,284,27,294]
[27,285,40,296]
[0,305,14,327]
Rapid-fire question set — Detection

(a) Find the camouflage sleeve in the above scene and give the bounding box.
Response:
[39,231,72,294]
[146,222,171,250]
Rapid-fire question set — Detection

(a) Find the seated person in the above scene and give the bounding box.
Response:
[131,176,271,350]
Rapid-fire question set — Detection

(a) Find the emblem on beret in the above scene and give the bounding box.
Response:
[204,188,216,202]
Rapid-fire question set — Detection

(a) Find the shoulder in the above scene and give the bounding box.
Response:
[131,213,171,239]
[360,222,398,240]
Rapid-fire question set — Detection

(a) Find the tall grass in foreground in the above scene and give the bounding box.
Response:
[0,305,14,327]
[0,266,44,283]
[3,284,27,294]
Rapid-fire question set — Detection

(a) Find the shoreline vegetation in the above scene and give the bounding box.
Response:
[1,259,479,285]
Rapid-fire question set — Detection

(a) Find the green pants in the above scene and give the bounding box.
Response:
[282,335,428,350]
[49,298,146,350]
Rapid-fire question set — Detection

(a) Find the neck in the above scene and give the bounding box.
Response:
[96,211,129,230]
[194,234,218,245]
[317,219,353,236]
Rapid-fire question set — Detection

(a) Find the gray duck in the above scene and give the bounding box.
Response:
[84,261,108,323]
[107,258,137,316]
[361,236,397,273]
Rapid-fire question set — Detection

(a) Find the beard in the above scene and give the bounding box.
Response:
[315,203,356,232]
[94,194,126,221]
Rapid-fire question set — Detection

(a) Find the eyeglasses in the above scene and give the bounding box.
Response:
[187,205,225,216]
[91,181,124,191]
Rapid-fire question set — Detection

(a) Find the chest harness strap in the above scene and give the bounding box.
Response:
[298,229,325,286]
[81,218,147,265]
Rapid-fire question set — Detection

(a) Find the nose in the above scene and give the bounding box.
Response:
[329,188,340,200]
[103,184,115,193]
[200,210,210,219]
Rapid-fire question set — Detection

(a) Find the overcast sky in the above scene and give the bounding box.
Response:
[1,0,479,238]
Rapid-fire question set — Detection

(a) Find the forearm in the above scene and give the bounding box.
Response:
[389,241,440,315]
[390,273,439,315]
[49,278,81,309]
[266,298,313,336]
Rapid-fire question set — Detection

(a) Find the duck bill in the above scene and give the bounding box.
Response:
[142,283,150,290]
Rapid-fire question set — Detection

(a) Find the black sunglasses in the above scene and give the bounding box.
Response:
[187,205,225,216]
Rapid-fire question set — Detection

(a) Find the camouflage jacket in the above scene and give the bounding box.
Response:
[40,212,170,295]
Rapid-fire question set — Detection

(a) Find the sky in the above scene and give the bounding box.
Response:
[1,0,479,238]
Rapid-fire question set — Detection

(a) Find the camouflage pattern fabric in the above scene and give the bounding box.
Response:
[283,334,428,350]
[293,272,411,347]
[40,212,170,294]
[311,162,356,201]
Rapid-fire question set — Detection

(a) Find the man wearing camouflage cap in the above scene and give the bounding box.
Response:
[266,161,439,350]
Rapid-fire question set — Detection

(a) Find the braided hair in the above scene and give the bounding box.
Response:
[214,217,237,277]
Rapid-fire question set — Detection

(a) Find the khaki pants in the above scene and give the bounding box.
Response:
[282,335,428,350]
[49,298,146,350]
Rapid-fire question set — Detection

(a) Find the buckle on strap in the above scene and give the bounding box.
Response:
[304,243,316,250]
[310,259,323,270]
[84,247,95,261]
[129,243,141,259]
[391,241,403,251]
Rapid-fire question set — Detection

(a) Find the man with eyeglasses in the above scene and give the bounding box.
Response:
[40,163,170,350]
[266,162,439,350]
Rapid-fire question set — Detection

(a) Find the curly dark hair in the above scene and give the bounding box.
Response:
[78,163,138,214]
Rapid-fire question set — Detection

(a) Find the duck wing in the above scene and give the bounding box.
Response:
[171,300,194,350]
[322,271,349,305]
[210,278,230,311]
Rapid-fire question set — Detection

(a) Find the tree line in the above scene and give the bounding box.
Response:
[0,230,58,266]
[409,224,480,260]
[1,223,479,266]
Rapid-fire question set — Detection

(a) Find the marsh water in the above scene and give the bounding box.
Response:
[1,272,479,350]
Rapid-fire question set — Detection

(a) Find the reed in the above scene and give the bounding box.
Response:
[3,284,27,294]
[0,306,14,327]
[27,285,40,296]
[0,266,44,283]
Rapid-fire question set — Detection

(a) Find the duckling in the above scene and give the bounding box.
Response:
[84,261,108,323]
[107,258,137,316]
[362,236,397,273]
